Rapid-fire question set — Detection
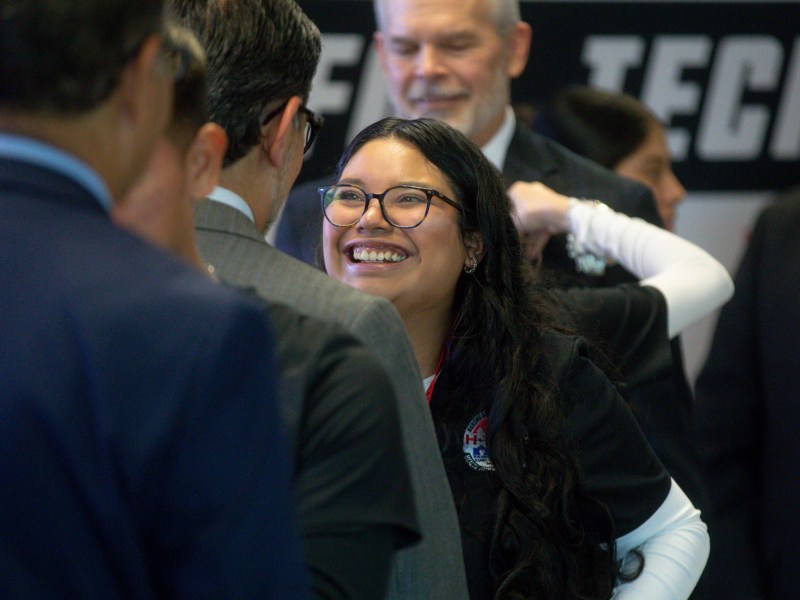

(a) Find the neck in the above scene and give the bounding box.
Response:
[401,306,453,379]
[218,150,275,234]
[0,107,128,200]
[471,105,509,148]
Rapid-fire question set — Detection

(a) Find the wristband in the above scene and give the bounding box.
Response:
[566,199,611,276]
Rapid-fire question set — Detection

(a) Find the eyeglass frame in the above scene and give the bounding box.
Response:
[319,183,462,229]
[260,101,324,154]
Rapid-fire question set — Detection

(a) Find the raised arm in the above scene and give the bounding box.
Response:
[509,181,734,338]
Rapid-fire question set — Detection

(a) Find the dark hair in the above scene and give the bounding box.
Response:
[167,0,321,166]
[534,85,658,170]
[335,117,617,598]
[0,0,165,114]
[161,23,208,150]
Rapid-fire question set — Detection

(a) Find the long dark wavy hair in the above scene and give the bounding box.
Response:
[334,117,618,598]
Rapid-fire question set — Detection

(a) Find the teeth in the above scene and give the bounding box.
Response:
[352,248,407,263]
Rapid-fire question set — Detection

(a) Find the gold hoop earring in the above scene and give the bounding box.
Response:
[464,256,478,275]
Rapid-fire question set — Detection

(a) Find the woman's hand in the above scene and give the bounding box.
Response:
[508,181,571,262]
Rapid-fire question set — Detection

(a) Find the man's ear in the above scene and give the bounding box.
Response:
[263,96,303,168]
[113,33,172,197]
[463,230,486,268]
[184,123,228,200]
[506,22,532,80]
[373,31,389,73]
[117,33,172,146]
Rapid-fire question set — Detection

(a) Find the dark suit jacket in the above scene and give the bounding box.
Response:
[0,157,308,599]
[262,300,420,599]
[696,190,800,599]
[276,175,331,266]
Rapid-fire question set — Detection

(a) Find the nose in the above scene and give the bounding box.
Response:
[414,44,444,79]
[357,196,392,231]
[664,169,687,205]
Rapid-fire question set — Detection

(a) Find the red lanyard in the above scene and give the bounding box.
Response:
[425,342,448,405]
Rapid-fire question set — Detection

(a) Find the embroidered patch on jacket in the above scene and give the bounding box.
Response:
[463,411,494,471]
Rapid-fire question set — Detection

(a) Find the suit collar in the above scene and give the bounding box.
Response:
[194,197,266,245]
[481,106,517,171]
[207,186,255,224]
[0,156,108,216]
[0,134,113,212]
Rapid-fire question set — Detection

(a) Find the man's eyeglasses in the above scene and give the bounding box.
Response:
[260,102,324,154]
[320,183,462,229]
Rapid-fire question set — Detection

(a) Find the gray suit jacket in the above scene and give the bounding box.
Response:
[194,198,468,600]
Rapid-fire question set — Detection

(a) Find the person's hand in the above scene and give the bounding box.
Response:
[508,181,571,262]
[508,181,571,234]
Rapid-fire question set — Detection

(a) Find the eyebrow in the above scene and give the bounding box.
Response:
[437,31,479,43]
[337,178,441,190]
[388,30,479,45]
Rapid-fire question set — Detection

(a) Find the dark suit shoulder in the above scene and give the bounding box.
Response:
[0,176,310,599]
[755,187,800,233]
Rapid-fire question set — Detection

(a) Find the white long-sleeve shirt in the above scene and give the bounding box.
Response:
[612,479,710,599]
[567,199,734,338]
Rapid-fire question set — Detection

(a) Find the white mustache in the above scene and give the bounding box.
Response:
[406,82,468,102]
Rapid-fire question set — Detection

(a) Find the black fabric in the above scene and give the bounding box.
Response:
[429,330,671,599]
[696,191,800,599]
[264,301,420,599]
[553,282,710,535]
[549,283,711,586]
[552,284,671,392]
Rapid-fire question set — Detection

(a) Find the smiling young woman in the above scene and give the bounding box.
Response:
[321,117,710,600]
[322,134,481,374]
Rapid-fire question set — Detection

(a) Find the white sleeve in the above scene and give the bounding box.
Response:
[611,479,710,599]
[567,200,734,338]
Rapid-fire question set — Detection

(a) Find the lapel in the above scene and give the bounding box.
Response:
[194,197,265,244]
[502,121,560,188]
[194,195,299,297]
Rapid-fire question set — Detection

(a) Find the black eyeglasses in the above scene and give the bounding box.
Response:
[320,183,462,229]
[260,102,324,154]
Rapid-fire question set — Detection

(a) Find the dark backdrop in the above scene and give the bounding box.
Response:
[295,1,798,192]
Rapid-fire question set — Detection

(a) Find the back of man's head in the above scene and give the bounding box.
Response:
[167,0,321,167]
[0,0,165,115]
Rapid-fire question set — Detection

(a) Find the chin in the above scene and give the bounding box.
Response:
[347,276,394,300]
